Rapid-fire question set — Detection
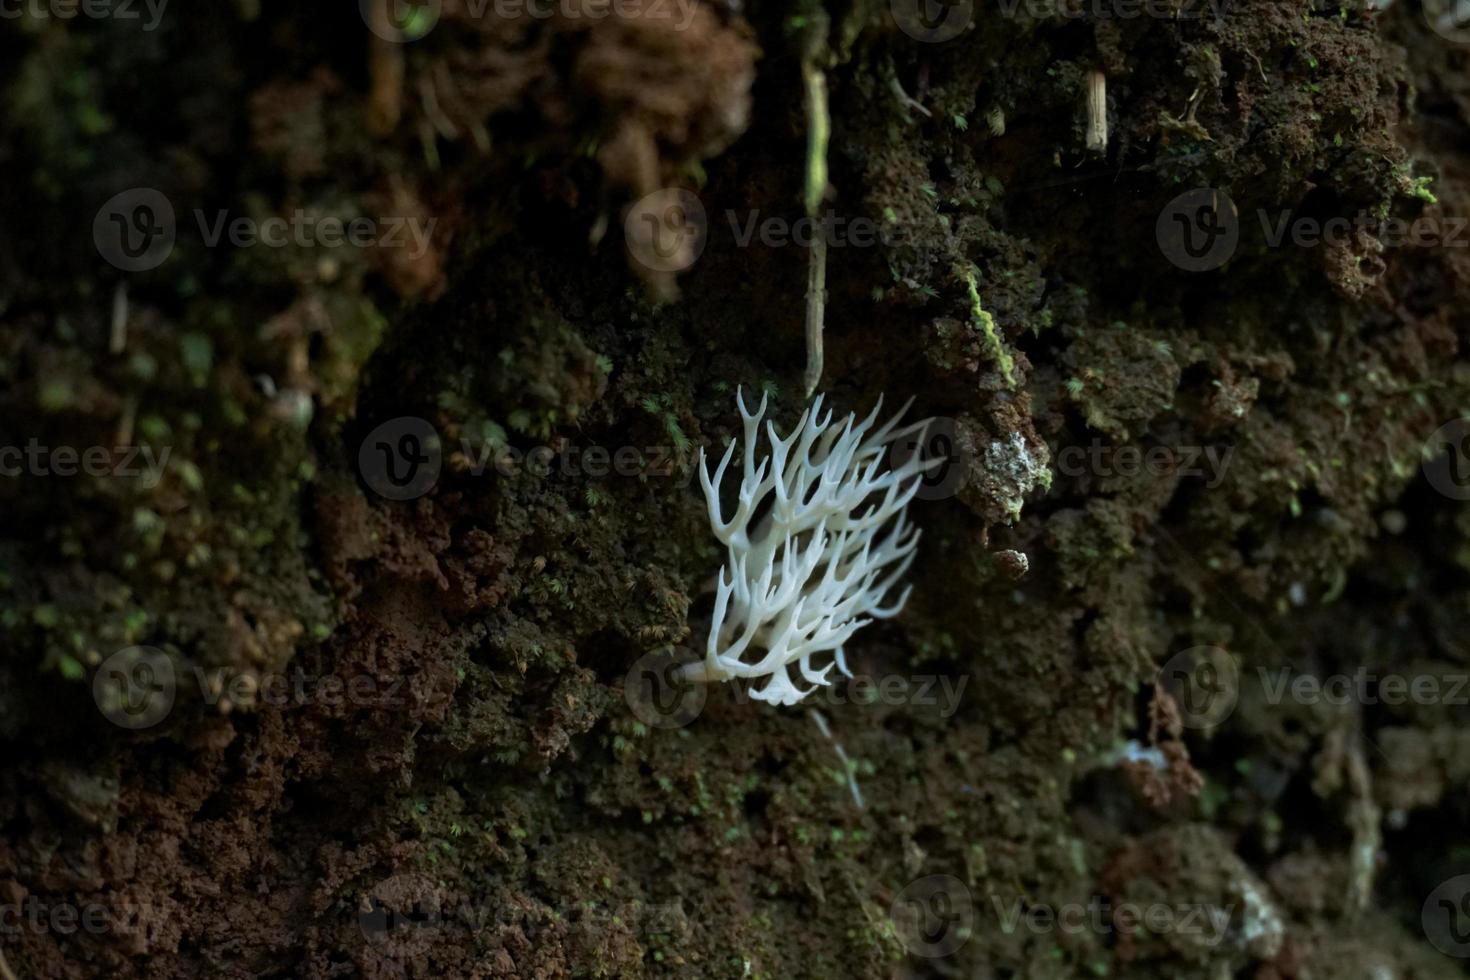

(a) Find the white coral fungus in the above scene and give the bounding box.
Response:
[682,388,937,706]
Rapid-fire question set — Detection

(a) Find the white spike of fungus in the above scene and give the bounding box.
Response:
[681,388,938,706]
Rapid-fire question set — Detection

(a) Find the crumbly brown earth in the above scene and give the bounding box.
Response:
[1,1,1468,978]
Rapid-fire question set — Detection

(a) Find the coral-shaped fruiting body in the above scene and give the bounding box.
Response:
[683,388,936,705]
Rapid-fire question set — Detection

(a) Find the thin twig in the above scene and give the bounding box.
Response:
[803,233,827,401]
[0,945,20,980]
[1085,70,1108,154]
[810,708,864,809]
[109,280,128,355]
[367,0,405,135]
[801,60,830,400]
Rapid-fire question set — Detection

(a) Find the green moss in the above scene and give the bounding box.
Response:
[959,263,1016,387]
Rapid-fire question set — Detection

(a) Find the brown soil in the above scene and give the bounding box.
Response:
[2,1,1469,978]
